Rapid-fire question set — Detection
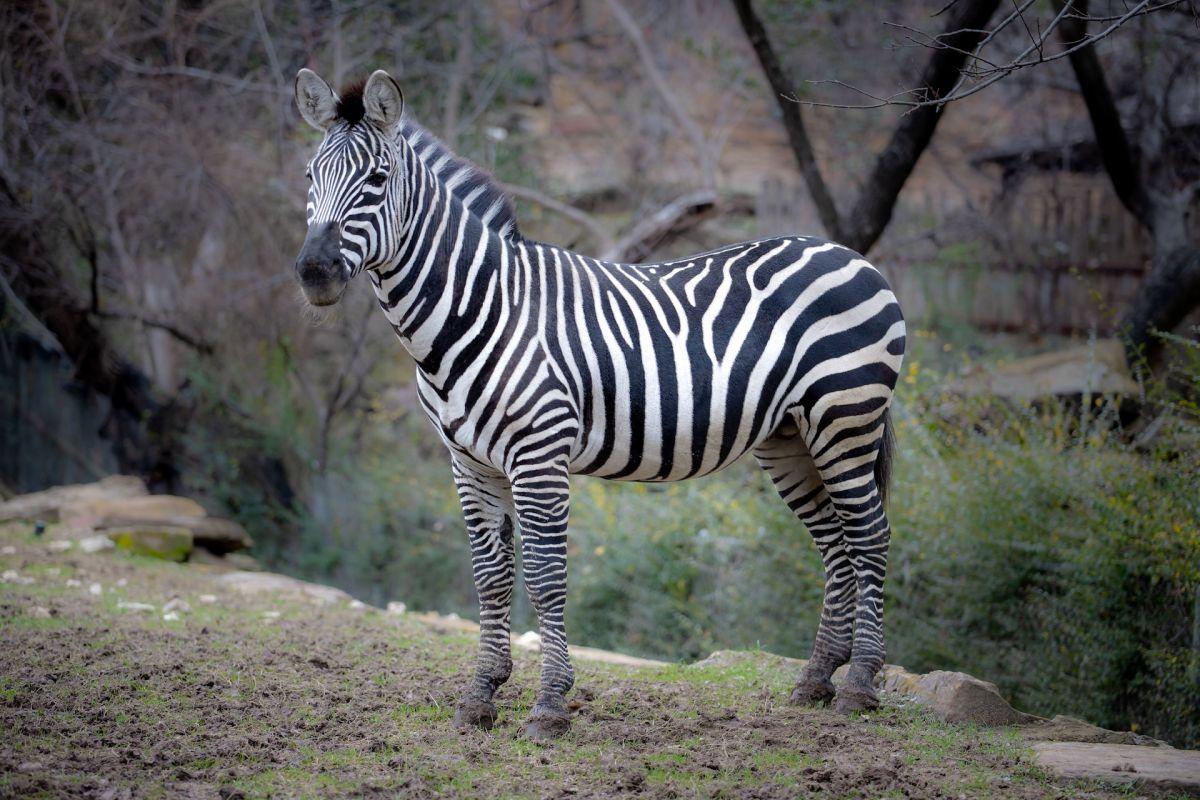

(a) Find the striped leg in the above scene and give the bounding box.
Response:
[810,414,892,714]
[511,462,574,740]
[451,462,516,731]
[754,427,856,706]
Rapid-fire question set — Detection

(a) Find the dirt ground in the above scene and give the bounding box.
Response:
[0,523,1168,799]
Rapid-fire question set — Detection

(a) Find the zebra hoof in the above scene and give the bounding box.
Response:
[453,698,498,731]
[832,684,879,716]
[789,678,836,707]
[524,702,571,741]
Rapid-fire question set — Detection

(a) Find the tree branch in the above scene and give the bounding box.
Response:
[604,0,715,186]
[90,309,214,355]
[1053,0,1155,230]
[601,189,718,263]
[503,182,616,255]
[841,0,1002,253]
[730,0,845,242]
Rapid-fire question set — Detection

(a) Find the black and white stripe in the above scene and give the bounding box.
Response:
[296,70,906,735]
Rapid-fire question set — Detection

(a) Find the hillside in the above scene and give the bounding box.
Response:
[2,520,1197,799]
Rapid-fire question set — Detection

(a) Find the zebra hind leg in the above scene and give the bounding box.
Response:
[450,464,516,731]
[753,423,856,707]
[810,407,894,715]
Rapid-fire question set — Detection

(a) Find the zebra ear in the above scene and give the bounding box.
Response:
[295,69,338,131]
[363,70,404,131]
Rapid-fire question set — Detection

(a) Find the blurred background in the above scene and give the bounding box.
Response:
[0,0,1197,746]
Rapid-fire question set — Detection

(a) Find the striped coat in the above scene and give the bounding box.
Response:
[294,69,904,738]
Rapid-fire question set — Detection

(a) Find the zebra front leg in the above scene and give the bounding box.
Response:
[450,464,516,731]
[511,466,574,740]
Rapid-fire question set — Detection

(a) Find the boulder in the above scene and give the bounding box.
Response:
[95,514,251,554]
[62,495,205,530]
[1033,742,1200,793]
[876,667,1030,726]
[106,525,193,562]
[0,476,148,523]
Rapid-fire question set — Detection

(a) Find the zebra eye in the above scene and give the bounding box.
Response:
[365,172,387,188]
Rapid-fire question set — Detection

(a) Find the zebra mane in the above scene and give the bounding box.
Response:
[336,79,521,242]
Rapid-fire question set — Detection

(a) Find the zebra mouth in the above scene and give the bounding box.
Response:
[299,275,349,307]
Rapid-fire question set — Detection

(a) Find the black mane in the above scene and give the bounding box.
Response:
[335,79,366,124]
[336,78,520,242]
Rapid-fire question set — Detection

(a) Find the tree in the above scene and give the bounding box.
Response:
[733,0,1198,364]
[1054,0,1200,365]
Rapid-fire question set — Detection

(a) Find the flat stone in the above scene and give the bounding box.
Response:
[214,571,352,604]
[96,514,251,554]
[63,495,205,531]
[0,476,148,523]
[1033,742,1200,793]
[1022,715,1166,747]
[106,525,193,562]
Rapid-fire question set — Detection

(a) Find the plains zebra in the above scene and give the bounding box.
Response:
[293,69,905,739]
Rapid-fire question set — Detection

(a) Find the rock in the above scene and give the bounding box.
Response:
[163,598,191,614]
[214,571,353,604]
[63,495,205,531]
[47,539,73,551]
[106,525,193,561]
[876,667,1029,726]
[78,534,115,554]
[1,545,15,555]
[65,579,82,587]
[162,611,180,621]
[223,552,261,571]
[951,339,1137,399]
[1022,715,1167,746]
[116,600,156,612]
[0,475,147,523]
[2,569,35,585]
[98,513,251,554]
[198,594,218,604]
[88,582,103,596]
[515,630,543,651]
[1033,742,1200,793]
[27,606,51,618]
[386,601,407,615]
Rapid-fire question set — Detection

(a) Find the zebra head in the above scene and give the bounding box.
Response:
[293,69,405,306]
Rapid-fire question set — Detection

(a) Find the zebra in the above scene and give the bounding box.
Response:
[293,68,905,739]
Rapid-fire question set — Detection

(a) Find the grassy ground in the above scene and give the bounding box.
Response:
[0,522,1168,800]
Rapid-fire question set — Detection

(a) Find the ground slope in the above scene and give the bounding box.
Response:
[0,523,1176,799]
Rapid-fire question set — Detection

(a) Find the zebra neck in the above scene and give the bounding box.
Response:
[372,159,520,377]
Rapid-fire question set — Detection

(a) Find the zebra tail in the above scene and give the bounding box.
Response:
[875,407,896,508]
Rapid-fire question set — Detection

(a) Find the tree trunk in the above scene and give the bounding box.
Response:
[733,0,1002,255]
[1122,244,1200,366]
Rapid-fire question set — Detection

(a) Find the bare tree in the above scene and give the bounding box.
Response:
[732,0,1004,253]
[733,0,1199,363]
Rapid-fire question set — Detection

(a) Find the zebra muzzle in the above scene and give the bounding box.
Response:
[294,222,349,306]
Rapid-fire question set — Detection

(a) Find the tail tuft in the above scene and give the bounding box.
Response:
[875,407,896,508]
